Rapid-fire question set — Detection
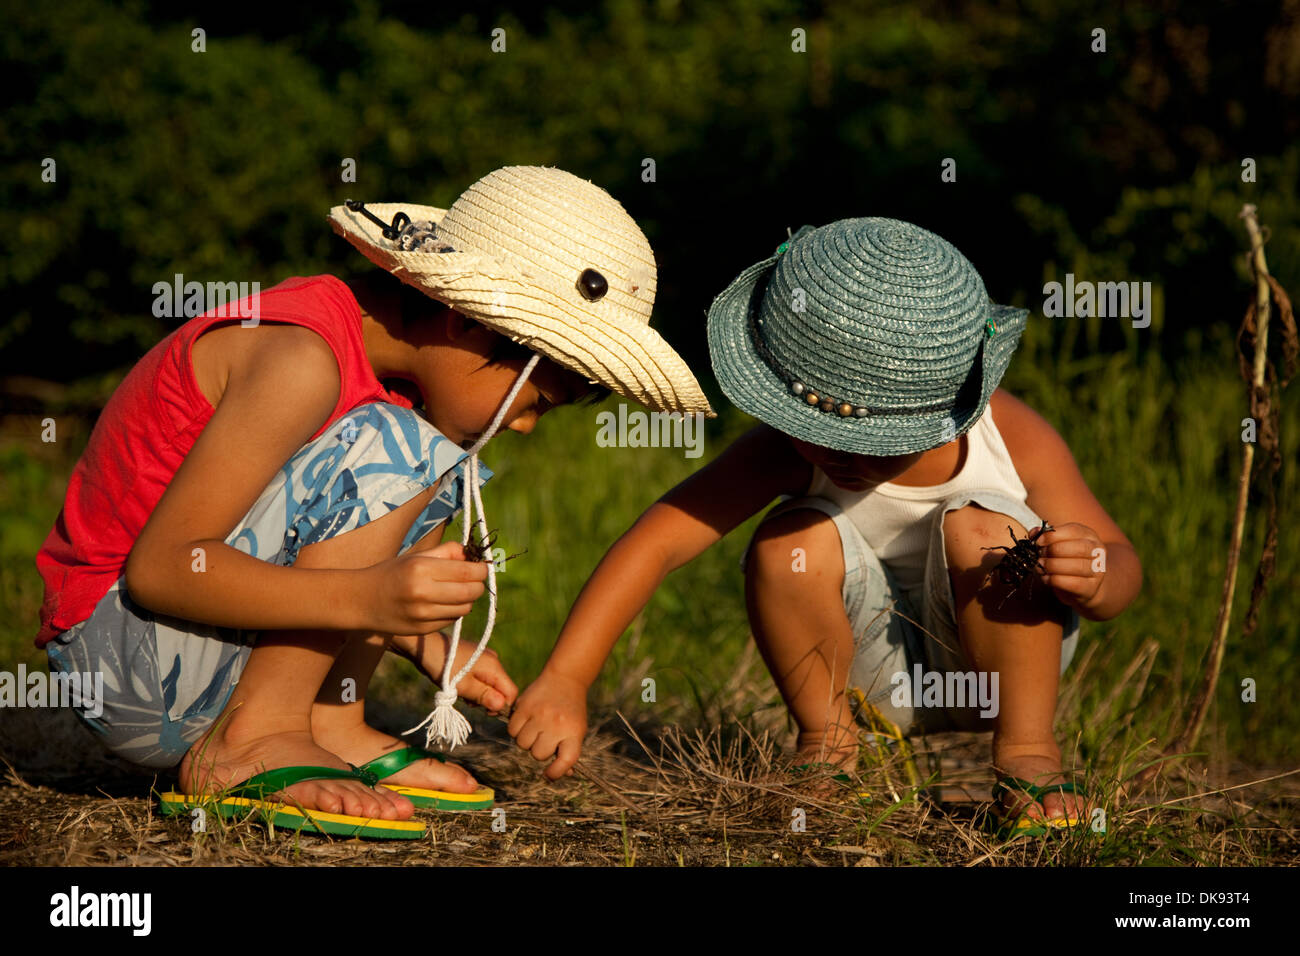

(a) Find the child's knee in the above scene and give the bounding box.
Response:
[746,509,844,593]
[942,504,1063,624]
[942,504,1029,574]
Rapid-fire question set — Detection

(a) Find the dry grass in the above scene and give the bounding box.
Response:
[2,678,1295,867]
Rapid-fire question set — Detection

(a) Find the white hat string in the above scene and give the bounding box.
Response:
[406,352,541,750]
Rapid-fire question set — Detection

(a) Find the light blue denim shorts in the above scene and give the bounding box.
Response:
[743,489,1079,736]
[45,402,489,769]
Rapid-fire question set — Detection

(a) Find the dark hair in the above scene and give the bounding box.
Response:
[484,332,612,407]
[395,278,610,407]
[397,281,448,324]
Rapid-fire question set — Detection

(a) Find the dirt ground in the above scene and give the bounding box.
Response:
[2,703,1296,867]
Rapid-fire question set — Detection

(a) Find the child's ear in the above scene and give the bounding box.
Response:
[441,307,470,341]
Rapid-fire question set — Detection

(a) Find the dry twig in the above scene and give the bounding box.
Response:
[1139,204,1295,787]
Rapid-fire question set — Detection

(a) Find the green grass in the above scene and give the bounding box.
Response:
[2,324,1297,770]
[1002,319,1300,765]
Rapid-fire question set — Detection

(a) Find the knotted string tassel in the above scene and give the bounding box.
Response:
[406,353,540,750]
[419,689,471,751]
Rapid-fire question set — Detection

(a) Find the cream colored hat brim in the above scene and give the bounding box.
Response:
[329,196,714,418]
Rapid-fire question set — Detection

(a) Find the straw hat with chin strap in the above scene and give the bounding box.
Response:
[329,165,714,418]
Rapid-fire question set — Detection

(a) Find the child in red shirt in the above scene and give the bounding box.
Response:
[38,166,712,837]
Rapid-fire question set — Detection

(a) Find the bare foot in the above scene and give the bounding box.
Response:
[992,737,1088,826]
[311,711,481,794]
[788,731,870,803]
[795,729,858,774]
[179,713,415,821]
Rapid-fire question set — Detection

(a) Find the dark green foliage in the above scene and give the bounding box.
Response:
[3,0,1297,383]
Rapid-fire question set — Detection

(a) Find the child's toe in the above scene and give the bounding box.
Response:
[308,784,344,815]
[377,788,415,817]
[1007,796,1044,822]
[1041,792,1067,820]
[1063,792,1088,821]
[342,786,385,819]
[420,757,479,792]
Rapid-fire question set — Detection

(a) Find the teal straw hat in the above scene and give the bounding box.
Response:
[707,217,1028,456]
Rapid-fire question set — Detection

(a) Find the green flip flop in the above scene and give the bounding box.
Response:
[359,746,495,811]
[158,765,428,839]
[991,776,1090,840]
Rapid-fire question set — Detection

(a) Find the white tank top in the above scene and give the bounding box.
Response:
[805,404,1027,596]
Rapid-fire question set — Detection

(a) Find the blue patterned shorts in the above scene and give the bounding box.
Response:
[45,403,490,769]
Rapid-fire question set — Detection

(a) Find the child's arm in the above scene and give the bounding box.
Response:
[996,390,1143,621]
[124,326,487,636]
[509,424,811,778]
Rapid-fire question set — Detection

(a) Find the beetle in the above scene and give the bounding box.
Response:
[463,528,527,566]
[980,521,1053,611]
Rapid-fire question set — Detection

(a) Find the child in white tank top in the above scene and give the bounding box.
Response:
[509,218,1143,840]
[805,401,1029,602]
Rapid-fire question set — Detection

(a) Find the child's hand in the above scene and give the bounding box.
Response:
[441,641,517,714]
[368,541,488,636]
[393,631,518,714]
[1038,522,1107,612]
[508,671,589,780]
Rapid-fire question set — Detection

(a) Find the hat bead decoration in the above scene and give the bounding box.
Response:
[788,378,872,418]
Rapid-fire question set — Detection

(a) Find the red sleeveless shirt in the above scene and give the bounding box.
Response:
[35,274,411,647]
